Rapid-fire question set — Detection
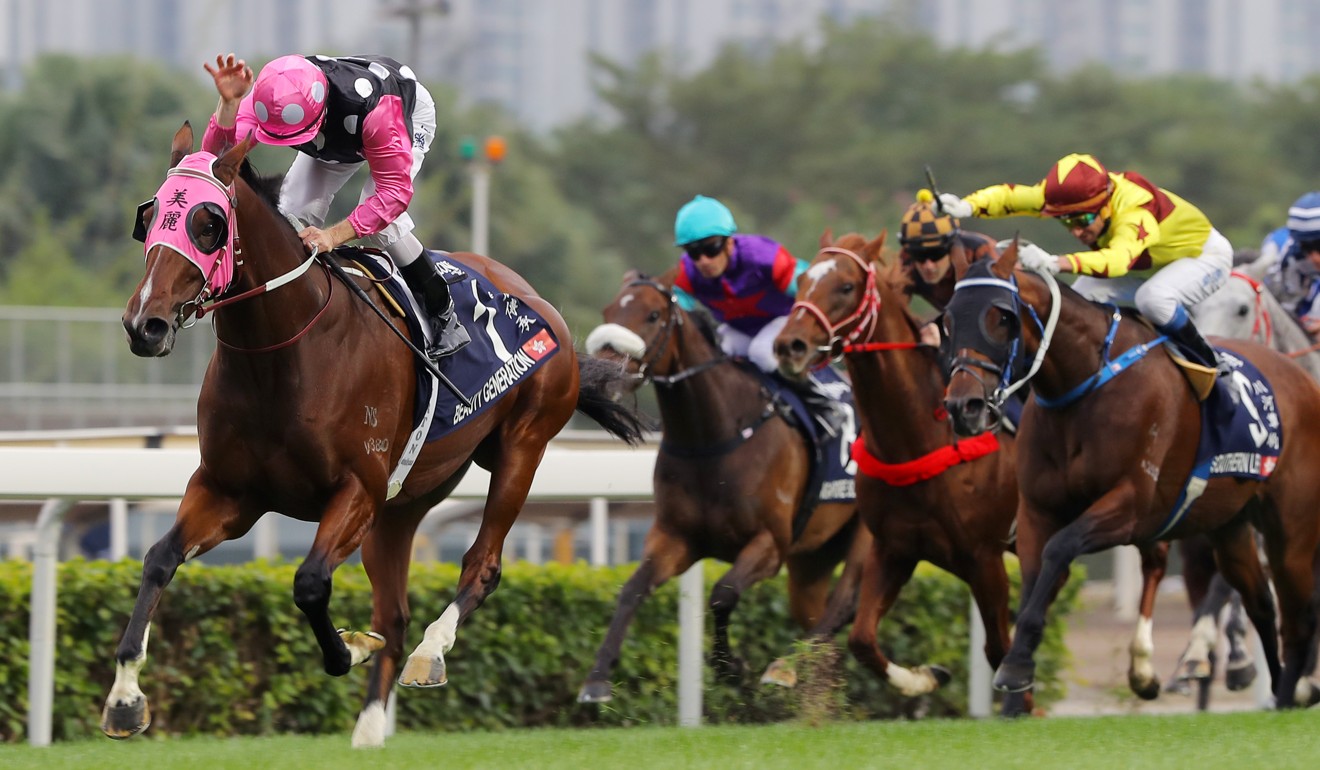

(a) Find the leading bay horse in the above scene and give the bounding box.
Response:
[942,239,1320,707]
[578,270,867,702]
[105,123,645,746]
[773,231,1029,715]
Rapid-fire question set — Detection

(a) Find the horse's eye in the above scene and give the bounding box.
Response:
[647,310,661,323]
[839,282,855,294]
[1236,305,1250,318]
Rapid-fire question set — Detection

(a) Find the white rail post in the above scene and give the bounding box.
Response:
[109,497,129,560]
[968,596,992,717]
[589,497,609,566]
[29,497,73,746]
[1113,545,1142,621]
[678,561,703,727]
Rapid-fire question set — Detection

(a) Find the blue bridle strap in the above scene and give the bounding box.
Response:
[1034,304,1168,408]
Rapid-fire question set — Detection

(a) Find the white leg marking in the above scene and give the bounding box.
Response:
[107,624,150,708]
[351,701,387,749]
[1182,614,1217,665]
[886,663,938,696]
[1129,615,1156,682]
[413,602,461,660]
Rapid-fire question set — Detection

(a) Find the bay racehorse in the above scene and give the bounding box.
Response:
[577,270,866,702]
[942,239,1320,707]
[772,231,1030,715]
[106,123,645,746]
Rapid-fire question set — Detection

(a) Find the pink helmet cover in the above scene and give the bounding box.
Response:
[250,55,328,146]
[143,152,236,294]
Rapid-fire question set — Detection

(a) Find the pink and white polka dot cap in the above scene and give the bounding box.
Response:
[251,55,328,146]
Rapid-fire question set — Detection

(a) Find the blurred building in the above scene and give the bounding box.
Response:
[3,0,1320,129]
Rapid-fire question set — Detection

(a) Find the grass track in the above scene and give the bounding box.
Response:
[2,710,1317,770]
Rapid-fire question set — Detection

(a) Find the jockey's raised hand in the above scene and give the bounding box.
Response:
[203,53,254,128]
[935,193,973,219]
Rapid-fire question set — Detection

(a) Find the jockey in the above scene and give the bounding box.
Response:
[668,195,844,434]
[1262,191,1320,337]
[938,153,1233,373]
[200,52,470,361]
[898,189,1000,344]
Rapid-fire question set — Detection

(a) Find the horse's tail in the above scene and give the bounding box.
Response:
[575,355,650,446]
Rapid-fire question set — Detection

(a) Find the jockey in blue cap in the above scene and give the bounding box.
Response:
[1263,191,1320,337]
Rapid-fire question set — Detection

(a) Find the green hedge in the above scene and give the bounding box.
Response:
[0,558,1080,741]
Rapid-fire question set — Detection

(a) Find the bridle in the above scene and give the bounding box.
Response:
[620,279,727,386]
[789,246,881,364]
[1229,270,1274,347]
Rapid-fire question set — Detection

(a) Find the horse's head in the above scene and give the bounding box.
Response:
[943,237,1025,436]
[122,121,255,357]
[774,229,887,379]
[584,270,686,393]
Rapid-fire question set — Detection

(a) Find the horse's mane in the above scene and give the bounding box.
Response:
[238,160,288,221]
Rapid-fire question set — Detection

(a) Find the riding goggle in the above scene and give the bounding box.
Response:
[905,245,949,264]
[1057,211,1099,229]
[682,237,727,260]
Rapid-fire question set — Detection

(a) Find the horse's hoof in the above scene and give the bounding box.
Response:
[999,691,1031,718]
[1305,679,1320,708]
[398,654,447,688]
[339,629,386,668]
[100,698,150,740]
[577,680,614,704]
[992,661,1035,693]
[1129,671,1161,701]
[1225,662,1257,692]
[761,658,798,688]
[926,665,952,688]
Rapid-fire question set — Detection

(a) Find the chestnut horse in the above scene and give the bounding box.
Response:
[578,271,866,702]
[105,123,645,746]
[773,231,1030,715]
[942,239,1320,707]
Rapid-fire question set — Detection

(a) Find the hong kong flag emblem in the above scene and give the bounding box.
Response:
[522,329,557,361]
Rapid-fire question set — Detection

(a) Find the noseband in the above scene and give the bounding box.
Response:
[622,279,726,387]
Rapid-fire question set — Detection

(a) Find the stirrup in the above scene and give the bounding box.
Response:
[425,314,470,360]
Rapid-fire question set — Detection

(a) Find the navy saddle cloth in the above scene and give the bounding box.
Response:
[343,249,562,440]
[753,364,857,505]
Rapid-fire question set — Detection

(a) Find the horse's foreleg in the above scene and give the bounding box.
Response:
[963,548,1032,715]
[101,484,256,739]
[1222,591,1258,692]
[1172,571,1234,693]
[296,480,380,678]
[996,492,1130,694]
[1128,542,1168,700]
[400,445,540,688]
[578,529,692,703]
[709,530,783,683]
[847,546,938,696]
[351,507,427,748]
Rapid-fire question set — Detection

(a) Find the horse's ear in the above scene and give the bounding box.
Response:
[819,228,834,249]
[169,121,194,169]
[622,268,644,285]
[655,265,681,292]
[213,131,256,185]
[864,229,887,264]
[950,236,972,278]
[994,235,1020,279]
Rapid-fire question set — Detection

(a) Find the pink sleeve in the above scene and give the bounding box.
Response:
[347,95,416,237]
[201,96,259,155]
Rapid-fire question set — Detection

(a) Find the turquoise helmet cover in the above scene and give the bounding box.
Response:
[674,195,738,246]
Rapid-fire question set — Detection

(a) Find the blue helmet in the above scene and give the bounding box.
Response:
[673,195,737,246]
[1287,191,1320,242]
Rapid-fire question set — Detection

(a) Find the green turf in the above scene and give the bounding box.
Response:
[2,711,1316,770]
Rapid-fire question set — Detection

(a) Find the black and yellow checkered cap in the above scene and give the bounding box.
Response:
[899,189,959,248]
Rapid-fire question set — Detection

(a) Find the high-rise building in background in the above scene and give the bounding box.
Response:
[3,0,1320,132]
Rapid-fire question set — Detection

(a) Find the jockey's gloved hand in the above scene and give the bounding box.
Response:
[936,193,973,219]
[1016,242,1061,275]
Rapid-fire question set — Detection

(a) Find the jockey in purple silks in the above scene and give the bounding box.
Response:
[670,194,846,436]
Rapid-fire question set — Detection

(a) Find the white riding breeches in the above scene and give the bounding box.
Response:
[1071,229,1233,327]
[278,82,438,250]
[718,316,789,373]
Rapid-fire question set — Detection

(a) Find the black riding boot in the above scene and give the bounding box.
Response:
[1160,309,1225,375]
[400,256,470,360]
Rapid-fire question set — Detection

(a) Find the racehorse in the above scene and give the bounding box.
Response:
[942,238,1320,708]
[772,231,1030,715]
[577,270,867,702]
[1193,264,1320,381]
[106,123,646,746]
